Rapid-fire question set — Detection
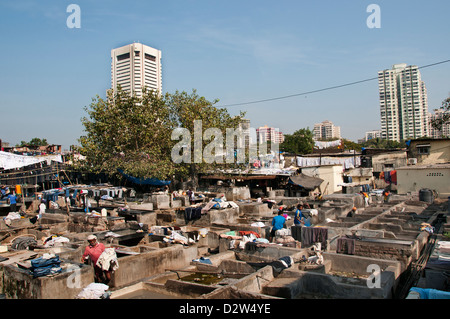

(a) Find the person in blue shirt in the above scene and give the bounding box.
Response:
[7,193,17,212]
[294,204,304,225]
[0,186,7,199]
[294,204,311,227]
[270,210,286,242]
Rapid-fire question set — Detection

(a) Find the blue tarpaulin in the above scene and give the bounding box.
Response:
[117,169,171,186]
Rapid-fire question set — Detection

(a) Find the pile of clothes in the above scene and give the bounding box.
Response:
[163,230,194,246]
[30,253,62,278]
[274,228,295,246]
[247,256,294,275]
[11,236,37,250]
[224,232,269,250]
[307,243,324,265]
[76,283,110,299]
[201,196,239,214]
[3,212,23,226]
[43,235,70,248]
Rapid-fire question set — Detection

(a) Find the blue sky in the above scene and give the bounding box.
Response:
[0,0,449,150]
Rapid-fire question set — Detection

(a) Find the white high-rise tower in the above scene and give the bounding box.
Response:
[378,63,428,141]
[111,43,162,97]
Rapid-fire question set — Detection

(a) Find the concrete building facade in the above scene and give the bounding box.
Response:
[313,120,341,140]
[111,43,162,97]
[396,163,450,198]
[407,138,450,166]
[256,125,284,144]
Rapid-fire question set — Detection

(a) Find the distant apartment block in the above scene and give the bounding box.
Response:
[313,120,341,140]
[378,63,429,142]
[361,130,382,143]
[111,43,162,97]
[256,125,284,144]
[428,109,450,138]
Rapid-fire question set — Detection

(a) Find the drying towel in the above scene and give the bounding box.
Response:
[301,227,328,249]
[185,206,202,221]
[390,170,397,185]
[336,237,355,255]
[312,227,328,249]
[291,226,302,241]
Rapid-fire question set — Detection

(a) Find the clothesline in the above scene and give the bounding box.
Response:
[296,156,361,169]
[379,170,397,185]
[314,140,341,150]
[0,151,63,170]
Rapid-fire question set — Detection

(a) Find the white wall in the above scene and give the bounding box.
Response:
[397,165,450,198]
[303,165,343,195]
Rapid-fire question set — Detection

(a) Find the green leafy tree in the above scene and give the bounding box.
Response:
[17,138,48,147]
[280,128,314,154]
[78,88,245,185]
[341,138,362,152]
[361,138,406,149]
[78,88,175,180]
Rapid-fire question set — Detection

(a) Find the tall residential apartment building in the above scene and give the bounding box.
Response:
[378,63,428,142]
[256,125,284,144]
[313,120,341,140]
[111,43,162,97]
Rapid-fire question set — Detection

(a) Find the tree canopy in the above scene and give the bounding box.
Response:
[16,138,48,147]
[361,138,406,149]
[280,128,314,154]
[78,88,245,183]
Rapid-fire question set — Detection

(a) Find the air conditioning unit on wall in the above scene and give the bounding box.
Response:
[408,158,417,165]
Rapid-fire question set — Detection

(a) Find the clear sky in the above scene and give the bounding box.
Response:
[1,0,449,150]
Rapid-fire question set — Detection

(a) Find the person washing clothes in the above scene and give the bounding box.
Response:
[361,191,370,207]
[7,193,17,212]
[187,189,195,205]
[270,210,286,242]
[81,235,111,284]
[294,204,311,226]
[347,207,357,217]
[383,189,391,203]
